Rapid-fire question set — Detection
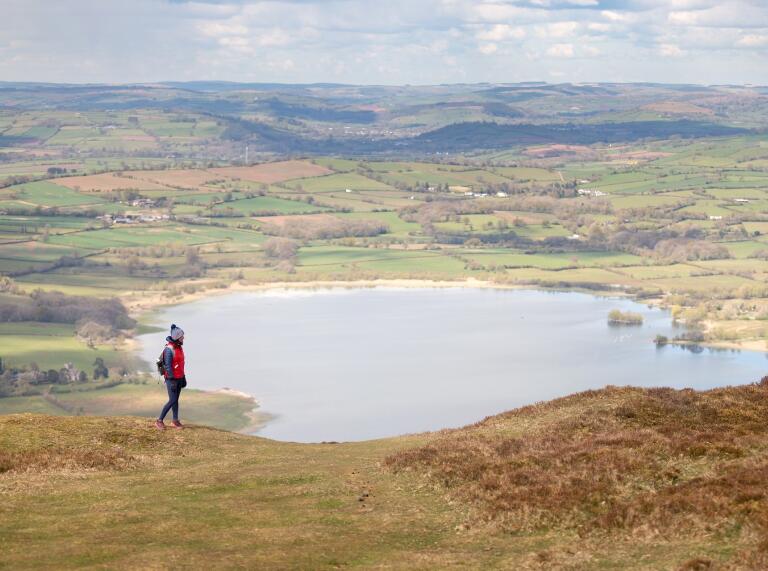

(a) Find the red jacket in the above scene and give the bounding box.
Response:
[163,341,185,380]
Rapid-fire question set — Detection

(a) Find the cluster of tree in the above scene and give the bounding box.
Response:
[261,217,389,240]
[0,356,136,398]
[0,360,90,397]
[101,189,146,203]
[400,196,611,227]
[0,204,108,219]
[0,290,135,333]
[5,254,90,279]
[653,238,731,262]
[0,174,36,188]
[607,226,711,253]
[76,321,118,345]
[179,247,206,278]
[263,237,299,260]
[110,245,192,259]
[607,309,644,325]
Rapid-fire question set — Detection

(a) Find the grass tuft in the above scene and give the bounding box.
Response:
[0,446,132,474]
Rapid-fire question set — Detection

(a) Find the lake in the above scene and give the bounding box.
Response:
[139,288,767,442]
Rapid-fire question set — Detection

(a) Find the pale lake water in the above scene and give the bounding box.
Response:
[139,288,768,443]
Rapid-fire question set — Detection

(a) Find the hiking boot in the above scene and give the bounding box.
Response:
[171,420,184,429]
[155,420,166,430]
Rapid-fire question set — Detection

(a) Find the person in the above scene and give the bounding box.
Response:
[156,324,187,430]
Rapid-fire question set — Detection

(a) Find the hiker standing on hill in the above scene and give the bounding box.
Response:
[156,324,187,430]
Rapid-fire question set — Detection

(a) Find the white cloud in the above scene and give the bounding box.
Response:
[601,11,627,23]
[583,45,601,56]
[547,43,574,57]
[538,21,579,38]
[478,42,499,54]
[256,29,293,47]
[530,0,597,5]
[476,24,526,42]
[668,2,768,29]
[658,43,685,57]
[197,22,249,38]
[473,3,526,22]
[219,36,251,54]
[737,34,768,47]
[588,22,612,33]
[0,0,766,85]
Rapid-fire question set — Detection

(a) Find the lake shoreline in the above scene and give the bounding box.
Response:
[126,278,766,435]
[211,388,274,434]
[131,284,768,442]
[125,277,524,318]
[126,277,766,356]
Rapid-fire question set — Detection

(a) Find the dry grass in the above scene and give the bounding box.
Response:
[54,173,172,192]
[128,169,224,189]
[6,385,768,568]
[386,380,768,564]
[643,101,715,116]
[523,144,593,157]
[254,212,338,227]
[209,160,333,184]
[0,447,132,474]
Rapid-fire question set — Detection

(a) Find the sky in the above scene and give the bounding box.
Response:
[0,0,767,86]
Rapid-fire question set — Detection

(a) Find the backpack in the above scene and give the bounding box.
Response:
[156,346,170,377]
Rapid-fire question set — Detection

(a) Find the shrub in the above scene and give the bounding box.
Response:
[385,382,768,541]
[263,237,298,260]
[261,216,388,240]
[653,238,731,262]
[607,309,644,325]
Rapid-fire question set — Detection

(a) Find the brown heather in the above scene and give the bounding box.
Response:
[385,379,768,551]
[0,446,132,474]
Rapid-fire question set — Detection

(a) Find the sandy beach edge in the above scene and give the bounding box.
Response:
[211,388,275,434]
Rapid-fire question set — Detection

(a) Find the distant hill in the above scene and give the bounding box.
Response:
[413,120,750,151]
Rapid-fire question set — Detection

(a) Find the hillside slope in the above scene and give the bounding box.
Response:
[3,381,768,569]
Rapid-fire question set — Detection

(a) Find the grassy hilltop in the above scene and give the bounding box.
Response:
[4,381,768,569]
[2,82,768,567]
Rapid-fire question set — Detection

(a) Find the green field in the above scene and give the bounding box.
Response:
[287,172,395,192]
[0,384,257,432]
[1,125,768,444]
[0,326,125,371]
[4,180,107,207]
[212,195,329,215]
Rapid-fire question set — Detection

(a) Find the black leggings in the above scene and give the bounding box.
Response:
[159,380,182,421]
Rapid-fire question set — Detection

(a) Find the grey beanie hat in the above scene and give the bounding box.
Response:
[170,323,184,341]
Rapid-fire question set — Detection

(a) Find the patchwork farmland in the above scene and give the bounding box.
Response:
[1,81,768,427]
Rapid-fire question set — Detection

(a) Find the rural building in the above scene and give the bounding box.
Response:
[578,188,607,197]
[130,198,157,208]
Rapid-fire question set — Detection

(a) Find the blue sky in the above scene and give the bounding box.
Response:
[1,0,767,85]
